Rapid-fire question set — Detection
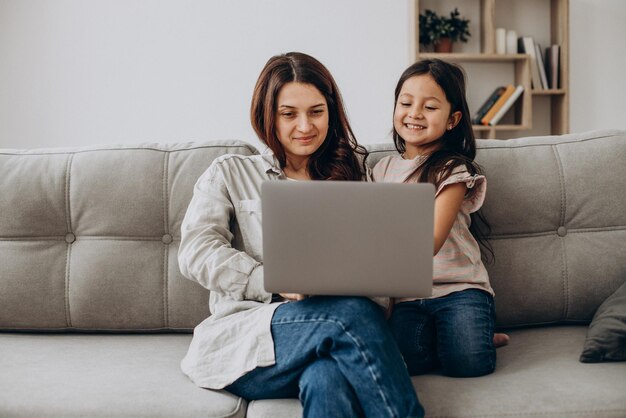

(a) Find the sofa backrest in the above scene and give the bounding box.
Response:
[368,129,626,327]
[0,141,257,331]
[1,130,625,331]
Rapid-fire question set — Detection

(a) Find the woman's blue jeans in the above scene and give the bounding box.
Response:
[225,296,424,418]
[389,289,496,377]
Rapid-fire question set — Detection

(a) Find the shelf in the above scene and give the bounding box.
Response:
[412,0,569,137]
[473,124,533,140]
[532,89,566,96]
[473,124,530,131]
[418,53,529,62]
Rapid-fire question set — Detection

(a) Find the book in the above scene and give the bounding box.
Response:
[481,84,516,125]
[472,86,506,125]
[534,43,549,90]
[518,37,542,90]
[546,44,560,89]
[488,85,524,126]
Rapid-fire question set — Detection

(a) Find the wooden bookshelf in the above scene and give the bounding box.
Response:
[411,0,569,139]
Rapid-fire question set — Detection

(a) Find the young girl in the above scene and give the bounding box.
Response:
[374,58,508,377]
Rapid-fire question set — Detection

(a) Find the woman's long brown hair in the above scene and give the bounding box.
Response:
[393,59,494,263]
[251,52,368,180]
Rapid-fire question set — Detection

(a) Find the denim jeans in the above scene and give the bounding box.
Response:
[389,289,496,377]
[225,296,424,418]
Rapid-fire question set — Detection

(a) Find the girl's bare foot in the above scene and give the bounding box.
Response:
[494,333,510,348]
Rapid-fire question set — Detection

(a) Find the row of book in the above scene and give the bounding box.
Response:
[518,36,560,90]
[472,84,524,126]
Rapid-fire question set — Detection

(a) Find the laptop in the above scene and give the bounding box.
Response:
[262,181,434,298]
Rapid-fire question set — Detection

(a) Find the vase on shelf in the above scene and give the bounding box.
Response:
[434,37,453,53]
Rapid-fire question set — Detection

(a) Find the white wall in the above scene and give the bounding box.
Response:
[570,0,626,133]
[0,0,412,149]
[0,0,624,149]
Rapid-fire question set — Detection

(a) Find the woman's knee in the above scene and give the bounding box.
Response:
[328,296,385,324]
[297,296,385,334]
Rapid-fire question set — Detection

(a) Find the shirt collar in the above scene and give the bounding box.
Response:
[399,153,428,166]
[260,147,283,175]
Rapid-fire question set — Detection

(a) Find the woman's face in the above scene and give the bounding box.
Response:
[275,82,329,165]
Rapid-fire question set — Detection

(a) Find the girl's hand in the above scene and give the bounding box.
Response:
[384,297,395,319]
[279,293,308,301]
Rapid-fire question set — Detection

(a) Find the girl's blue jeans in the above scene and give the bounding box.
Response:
[224,296,424,418]
[389,289,497,377]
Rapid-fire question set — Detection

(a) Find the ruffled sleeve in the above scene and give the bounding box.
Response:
[436,166,487,213]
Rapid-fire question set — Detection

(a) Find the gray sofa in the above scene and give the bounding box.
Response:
[1,130,625,418]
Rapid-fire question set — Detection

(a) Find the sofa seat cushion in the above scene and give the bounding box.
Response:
[246,326,626,418]
[415,326,626,418]
[0,333,245,418]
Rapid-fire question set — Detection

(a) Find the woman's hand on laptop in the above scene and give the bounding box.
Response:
[279,293,308,301]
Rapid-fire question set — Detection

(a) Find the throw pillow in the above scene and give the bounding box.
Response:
[580,281,626,362]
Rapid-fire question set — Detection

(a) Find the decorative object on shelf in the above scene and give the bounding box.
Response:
[419,8,470,53]
[495,28,506,54]
[506,30,518,54]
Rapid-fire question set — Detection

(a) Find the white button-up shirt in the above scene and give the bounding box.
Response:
[178,148,285,389]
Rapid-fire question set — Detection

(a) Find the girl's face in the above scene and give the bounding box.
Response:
[275,82,329,166]
[394,74,461,159]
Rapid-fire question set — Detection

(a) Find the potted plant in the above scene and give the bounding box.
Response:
[419,8,471,53]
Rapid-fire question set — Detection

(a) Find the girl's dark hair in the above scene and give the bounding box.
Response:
[251,52,368,181]
[393,58,494,262]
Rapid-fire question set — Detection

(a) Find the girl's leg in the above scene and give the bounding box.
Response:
[226,296,424,418]
[428,289,496,377]
[388,301,439,376]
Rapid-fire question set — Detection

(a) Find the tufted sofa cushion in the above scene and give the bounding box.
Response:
[0,141,258,331]
[367,130,626,327]
[2,130,625,332]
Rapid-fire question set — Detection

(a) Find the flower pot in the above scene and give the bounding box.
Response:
[434,37,453,53]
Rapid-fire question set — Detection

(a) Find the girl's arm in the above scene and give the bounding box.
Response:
[433,182,467,255]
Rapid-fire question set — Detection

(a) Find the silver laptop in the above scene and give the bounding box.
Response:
[262,181,434,298]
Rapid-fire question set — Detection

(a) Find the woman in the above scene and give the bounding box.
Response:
[178,52,423,418]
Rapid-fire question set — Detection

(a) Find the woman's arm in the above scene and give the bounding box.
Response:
[178,162,271,303]
[433,182,467,255]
